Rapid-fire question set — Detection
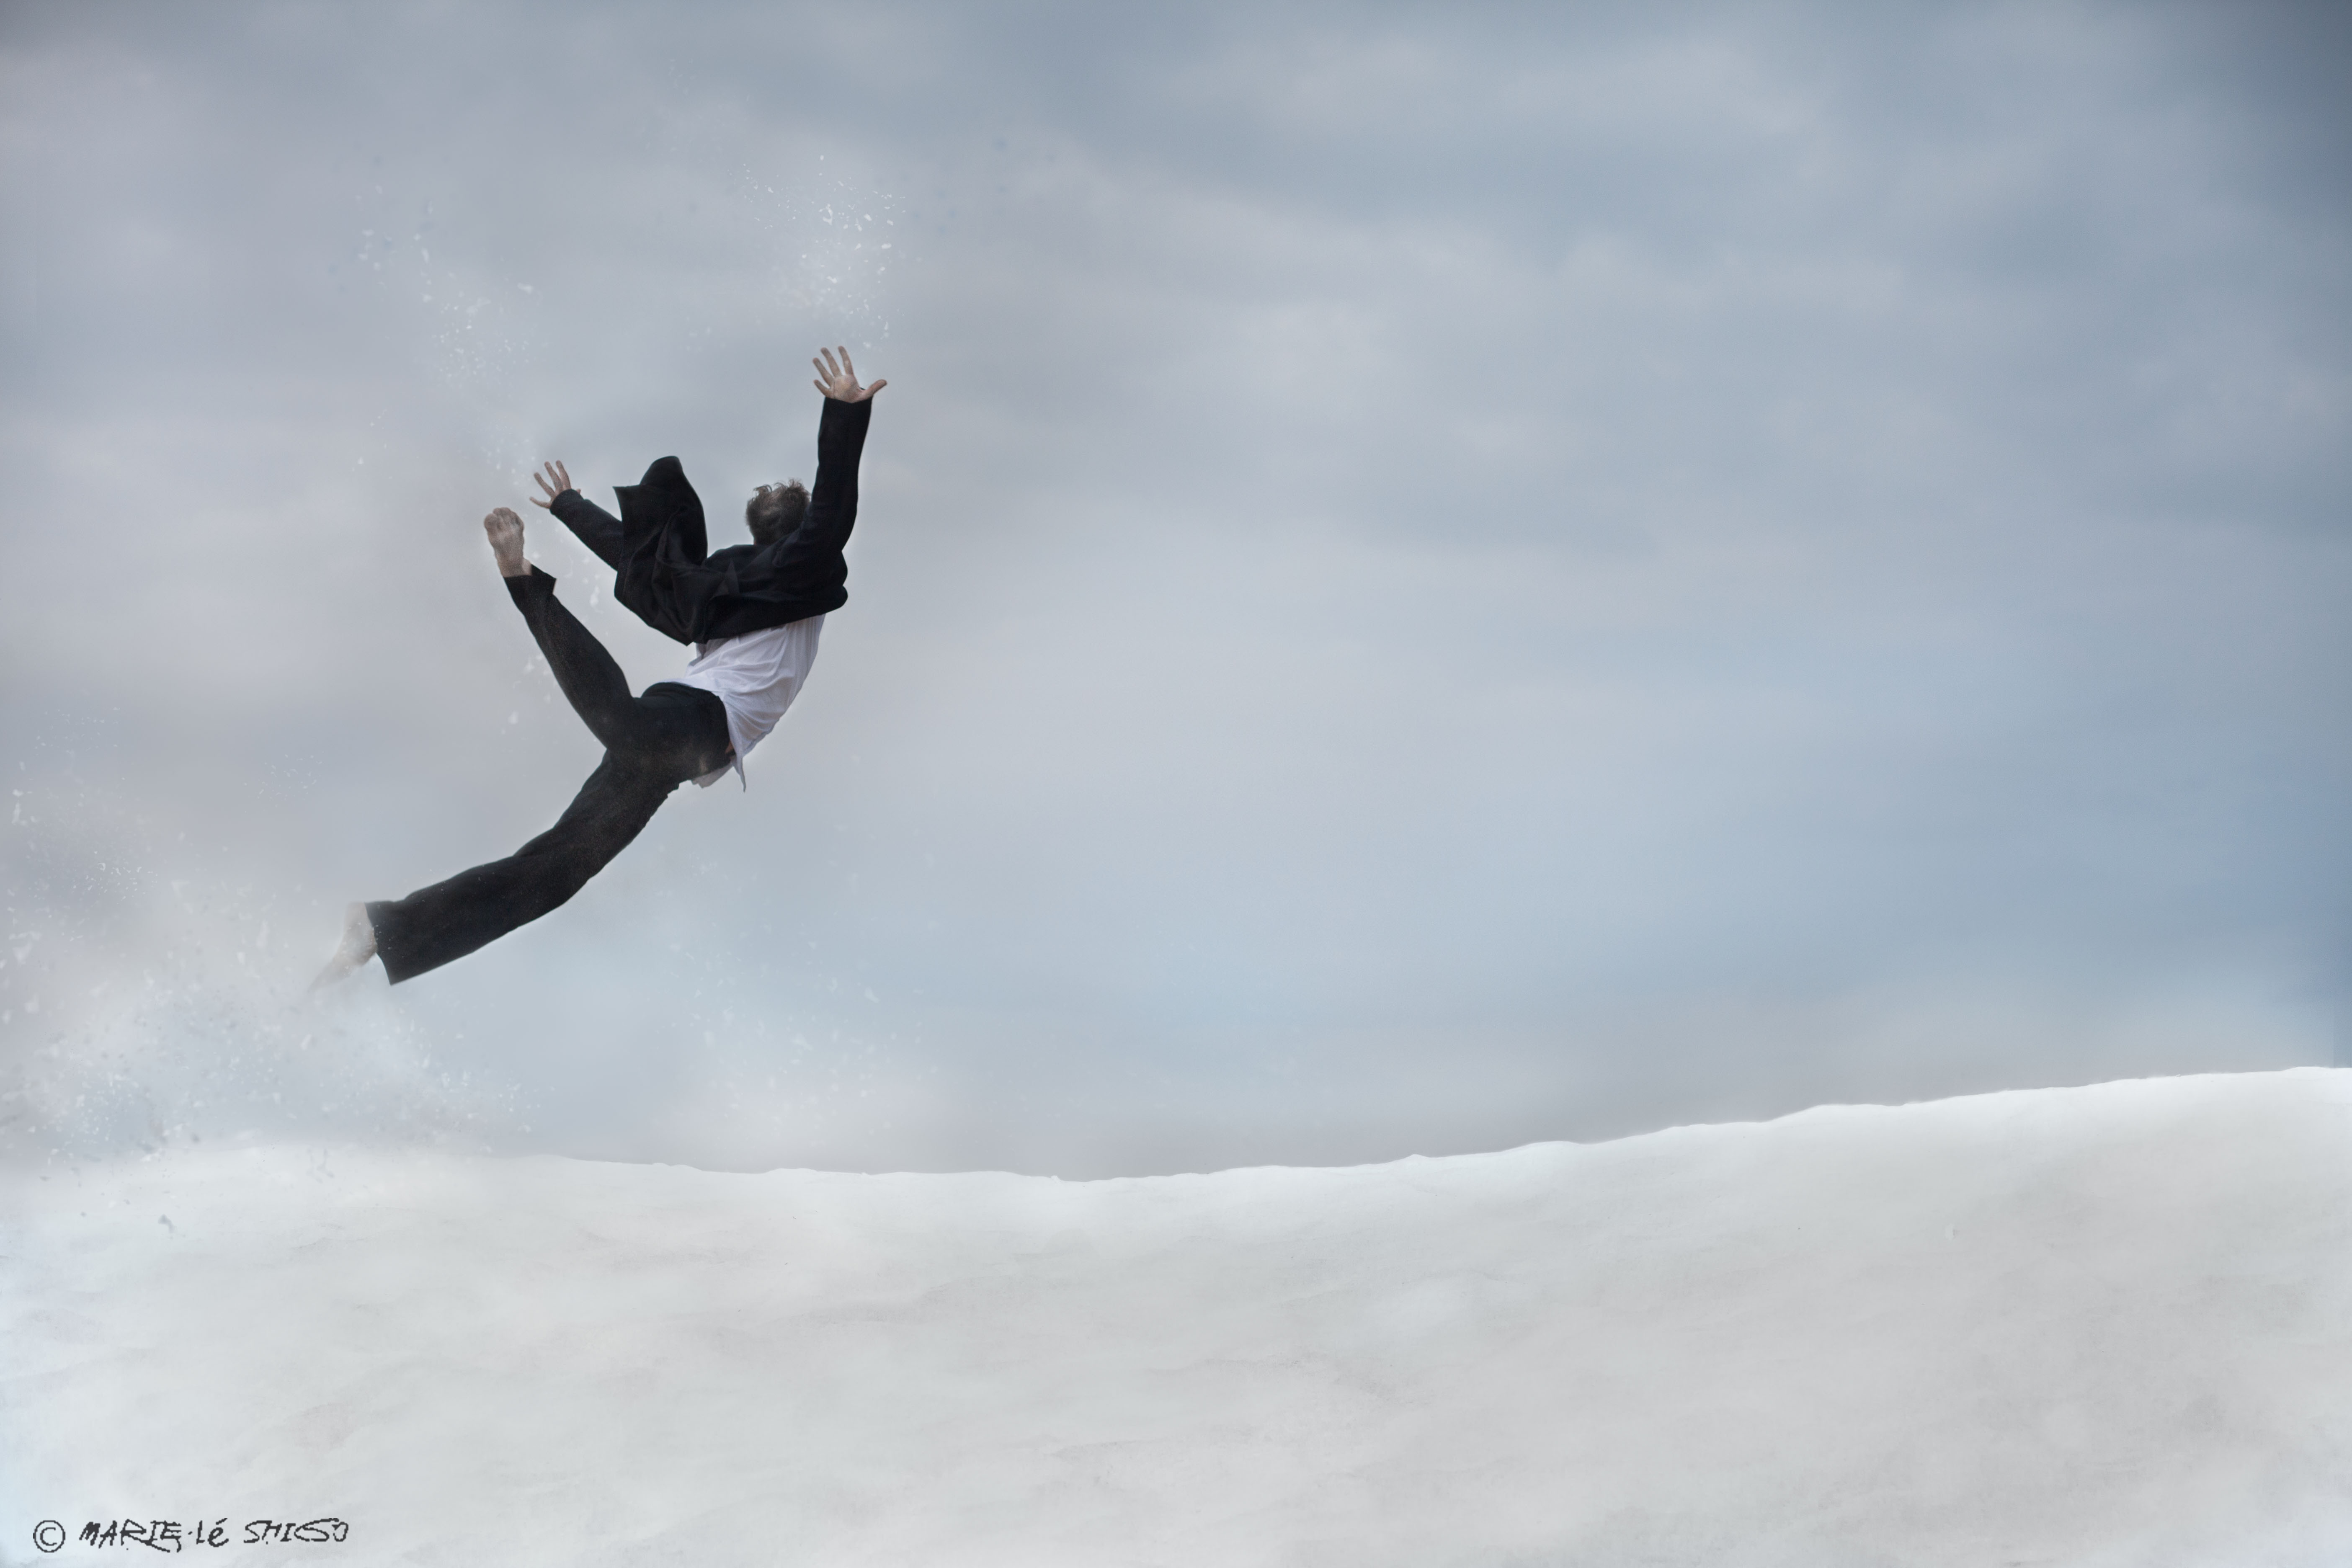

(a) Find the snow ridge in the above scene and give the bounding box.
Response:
[7,1069,2350,1566]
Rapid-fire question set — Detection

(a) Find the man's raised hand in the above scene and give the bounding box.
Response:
[812,346,885,403]
[529,460,575,511]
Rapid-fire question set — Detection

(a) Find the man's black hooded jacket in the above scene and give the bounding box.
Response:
[547,395,872,645]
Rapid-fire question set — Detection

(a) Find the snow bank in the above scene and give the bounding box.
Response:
[7,1070,2351,1566]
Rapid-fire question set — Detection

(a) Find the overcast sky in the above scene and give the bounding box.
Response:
[3,0,2347,1176]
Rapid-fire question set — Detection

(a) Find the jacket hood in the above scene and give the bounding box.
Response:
[614,455,708,562]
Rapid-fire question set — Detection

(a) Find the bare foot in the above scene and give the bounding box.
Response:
[311,902,379,989]
[484,507,529,578]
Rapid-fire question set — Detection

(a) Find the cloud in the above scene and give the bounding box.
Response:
[2,0,2346,1173]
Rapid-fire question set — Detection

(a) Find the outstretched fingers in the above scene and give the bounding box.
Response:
[529,460,573,510]
[811,345,883,402]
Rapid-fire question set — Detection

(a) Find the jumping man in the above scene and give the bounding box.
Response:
[315,347,885,985]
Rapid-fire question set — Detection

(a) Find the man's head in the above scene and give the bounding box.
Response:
[746,480,809,548]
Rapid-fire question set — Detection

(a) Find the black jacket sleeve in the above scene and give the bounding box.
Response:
[548,490,629,573]
[760,396,872,582]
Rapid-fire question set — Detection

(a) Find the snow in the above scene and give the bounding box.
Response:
[8,1070,2352,1565]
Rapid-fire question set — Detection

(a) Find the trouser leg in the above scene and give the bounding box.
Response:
[366,755,673,984]
[361,574,734,984]
[507,567,643,750]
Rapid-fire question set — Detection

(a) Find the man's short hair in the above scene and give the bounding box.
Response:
[746,480,808,548]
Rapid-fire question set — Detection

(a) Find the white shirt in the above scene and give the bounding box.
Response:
[672,614,826,788]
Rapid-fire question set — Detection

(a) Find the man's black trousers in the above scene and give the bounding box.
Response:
[366,567,731,984]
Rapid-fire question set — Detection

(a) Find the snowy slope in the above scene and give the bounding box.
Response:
[7,1070,2351,1567]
